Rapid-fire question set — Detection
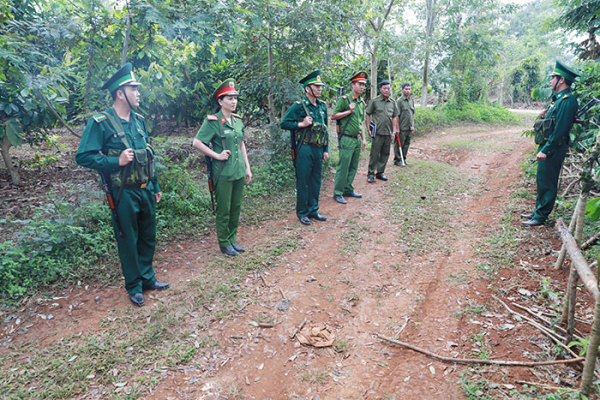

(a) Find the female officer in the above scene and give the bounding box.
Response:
[193,79,252,256]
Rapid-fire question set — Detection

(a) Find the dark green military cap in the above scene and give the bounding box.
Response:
[350,71,368,84]
[549,61,579,82]
[101,63,142,93]
[213,78,239,99]
[299,70,325,87]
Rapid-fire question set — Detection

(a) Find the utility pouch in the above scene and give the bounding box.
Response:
[533,118,555,145]
[102,111,155,189]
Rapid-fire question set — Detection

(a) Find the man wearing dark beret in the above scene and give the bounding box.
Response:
[365,80,399,183]
[76,63,169,306]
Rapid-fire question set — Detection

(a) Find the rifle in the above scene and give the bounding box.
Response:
[98,170,124,238]
[205,156,216,215]
[575,97,600,124]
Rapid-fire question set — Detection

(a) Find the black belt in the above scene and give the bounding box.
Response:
[123,182,149,189]
[340,133,359,138]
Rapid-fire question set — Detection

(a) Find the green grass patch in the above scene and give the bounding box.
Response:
[415,102,519,134]
[385,159,477,255]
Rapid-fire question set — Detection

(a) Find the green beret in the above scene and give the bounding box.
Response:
[350,71,368,83]
[101,63,142,93]
[549,61,579,82]
[213,79,239,99]
[299,70,325,87]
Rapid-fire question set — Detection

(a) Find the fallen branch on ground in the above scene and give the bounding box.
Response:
[376,334,584,366]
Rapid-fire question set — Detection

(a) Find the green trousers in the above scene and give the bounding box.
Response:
[215,177,245,247]
[394,130,412,163]
[113,187,157,295]
[334,135,361,196]
[368,134,391,177]
[532,145,568,223]
[295,144,324,219]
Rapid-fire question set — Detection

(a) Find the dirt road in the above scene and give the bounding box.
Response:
[4,122,585,399]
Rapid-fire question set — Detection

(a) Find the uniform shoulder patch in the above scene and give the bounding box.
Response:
[207,115,218,121]
[92,113,107,123]
[134,112,145,119]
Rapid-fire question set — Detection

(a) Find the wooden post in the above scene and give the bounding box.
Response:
[581,291,600,395]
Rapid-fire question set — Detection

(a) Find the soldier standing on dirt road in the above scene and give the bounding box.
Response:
[76,63,169,307]
[395,83,415,166]
[365,80,399,183]
[521,61,579,227]
[280,70,329,226]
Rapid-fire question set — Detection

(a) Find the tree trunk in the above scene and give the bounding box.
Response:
[267,27,276,124]
[581,289,600,396]
[371,50,377,99]
[421,0,436,108]
[121,0,131,66]
[555,194,585,269]
[0,138,20,185]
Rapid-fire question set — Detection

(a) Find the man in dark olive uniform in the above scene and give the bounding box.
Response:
[366,80,399,182]
[280,70,329,226]
[395,83,415,166]
[332,71,367,203]
[521,61,579,227]
[76,63,169,306]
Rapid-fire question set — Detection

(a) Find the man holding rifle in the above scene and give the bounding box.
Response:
[280,70,329,226]
[76,63,169,307]
[365,80,399,183]
[521,61,579,227]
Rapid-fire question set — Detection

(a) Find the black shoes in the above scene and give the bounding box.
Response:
[520,213,534,220]
[231,243,245,252]
[367,176,374,183]
[333,195,347,204]
[394,161,405,167]
[299,217,311,225]
[143,281,170,291]
[522,219,543,227]
[376,174,388,181]
[309,214,327,221]
[130,293,145,307]
[220,245,239,256]
[343,192,362,198]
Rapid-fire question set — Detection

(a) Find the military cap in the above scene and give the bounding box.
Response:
[549,61,579,82]
[101,63,142,93]
[213,79,239,99]
[379,80,391,87]
[299,70,325,87]
[350,71,368,84]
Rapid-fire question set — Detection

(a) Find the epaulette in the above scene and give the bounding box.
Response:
[92,113,107,123]
[207,115,218,121]
[563,94,569,99]
[232,113,241,118]
[342,95,348,99]
[135,112,145,119]
[295,101,301,105]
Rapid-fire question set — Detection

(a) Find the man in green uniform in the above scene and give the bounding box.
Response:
[395,83,415,166]
[332,71,367,204]
[365,80,399,183]
[280,70,329,226]
[522,61,579,227]
[76,63,169,307]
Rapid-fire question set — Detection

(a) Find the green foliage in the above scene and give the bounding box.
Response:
[0,201,115,300]
[511,55,542,103]
[414,102,518,133]
[568,336,589,356]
